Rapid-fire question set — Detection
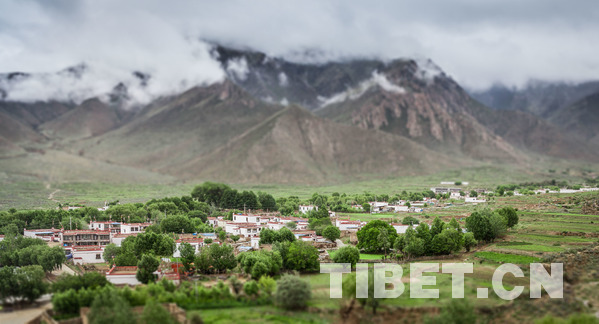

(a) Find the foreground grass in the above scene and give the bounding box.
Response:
[190,306,332,324]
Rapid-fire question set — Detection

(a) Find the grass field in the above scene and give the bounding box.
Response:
[189,306,333,324]
[474,251,542,264]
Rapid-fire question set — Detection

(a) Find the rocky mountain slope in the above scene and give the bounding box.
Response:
[0,45,597,184]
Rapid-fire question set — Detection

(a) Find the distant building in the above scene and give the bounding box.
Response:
[61,230,110,247]
[120,223,152,234]
[106,266,143,285]
[465,197,486,203]
[23,228,62,242]
[299,205,317,214]
[72,246,105,265]
[391,224,410,234]
[89,221,121,234]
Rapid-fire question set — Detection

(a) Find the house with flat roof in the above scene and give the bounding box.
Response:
[23,228,62,242]
[120,223,152,234]
[61,230,110,247]
[72,246,105,265]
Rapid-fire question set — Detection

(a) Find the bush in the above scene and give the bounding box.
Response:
[425,298,476,324]
[274,275,311,310]
[331,246,360,267]
[322,226,341,242]
[139,299,177,324]
[243,280,259,297]
[258,276,276,297]
[87,288,133,324]
[285,240,319,272]
[136,254,160,284]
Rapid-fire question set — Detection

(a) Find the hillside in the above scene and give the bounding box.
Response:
[39,98,125,140]
[170,104,461,184]
[549,91,599,145]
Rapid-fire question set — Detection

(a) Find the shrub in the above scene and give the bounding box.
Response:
[243,280,259,297]
[322,226,341,242]
[274,275,311,310]
[331,246,360,267]
[87,288,133,324]
[139,299,177,324]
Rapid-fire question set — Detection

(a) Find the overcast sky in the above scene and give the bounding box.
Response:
[1,0,598,102]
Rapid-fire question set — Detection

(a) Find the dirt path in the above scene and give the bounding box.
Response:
[46,183,61,203]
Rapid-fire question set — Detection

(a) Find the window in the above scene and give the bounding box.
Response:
[96,254,101,259]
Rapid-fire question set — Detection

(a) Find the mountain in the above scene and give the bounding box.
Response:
[0,44,597,185]
[171,104,457,184]
[549,91,599,145]
[469,81,599,118]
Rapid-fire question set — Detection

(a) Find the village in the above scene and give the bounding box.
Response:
[11,183,597,288]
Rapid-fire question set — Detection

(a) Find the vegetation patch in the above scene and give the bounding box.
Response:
[474,251,542,264]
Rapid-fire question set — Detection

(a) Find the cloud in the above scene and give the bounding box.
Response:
[0,0,598,102]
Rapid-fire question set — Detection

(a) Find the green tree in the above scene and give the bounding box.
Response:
[342,269,380,314]
[179,242,196,273]
[218,230,227,242]
[278,227,296,243]
[103,244,120,266]
[88,288,133,324]
[230,235,240,243]
[258,276,276,297]
[136,254,160,284]
[285,221,297,230]
[498,207,519,228]
[285,241,319,272]
[430,217,445,237]
[425,298,476,324]
[402,216,419,225]
[469,190,478,197]
[191,182,232,207]
[139,299,176,324]
[258,192,277,211]
[331,246,360,267]
[274,275,311,310]
[463,232,477,252]
[356,220,397,253]
[207,244,236,274]
[322,225,341,242]
[160,215,194,234]
[243,280,259,297]
[16,265,47,303]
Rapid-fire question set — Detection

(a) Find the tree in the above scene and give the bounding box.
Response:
[463,232,477,252]
[16,265,47,303]
[285,221,297,230]
[230,235,240,243]
[469,190,478,197]
[498,207,519,228]
[258,192,277,211]
[179,242,196,273]
[207,244,236,274]
[465,208,506,242]
[139,299,176,324]
[362,203,371,212]
[230,275,243,295]
[218,231,227,242]
[430,217,445,237]
[425,298,476,324]
[132,232,176,258]
[377,228,391,257]
[238,250,283,279]
[103,244,120,266]
[285,241,319,272]
[191,182,232,207]
[160,215,194,234]
[431,228,462,255]
[87,288,133,324]
[342,270,380,314]
[331,246,360,267]
[204,238,213,245]
[258,276,276,297]
[136,254,160,284]
[243,280,259,297]
[274,275,311,310]
[278,227,296,243]
[402,216,419,225]
[356,220,397,253]
[322,225,341,242]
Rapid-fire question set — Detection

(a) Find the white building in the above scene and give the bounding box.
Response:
[232,214,261,224]
[335,219,365,231]
[173,238,204,258]
[72,246,105,265]
[106,266,143,285]
[390,205,409,212]
[120,223,151,234]
[0,235,4,242]
[299,205,317,214]
[89,221,121,234]
[465,197,487,203]
[391,224,410,234]
[110,233,137,247]
[23,228,62,242]
[250,236,260,249]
